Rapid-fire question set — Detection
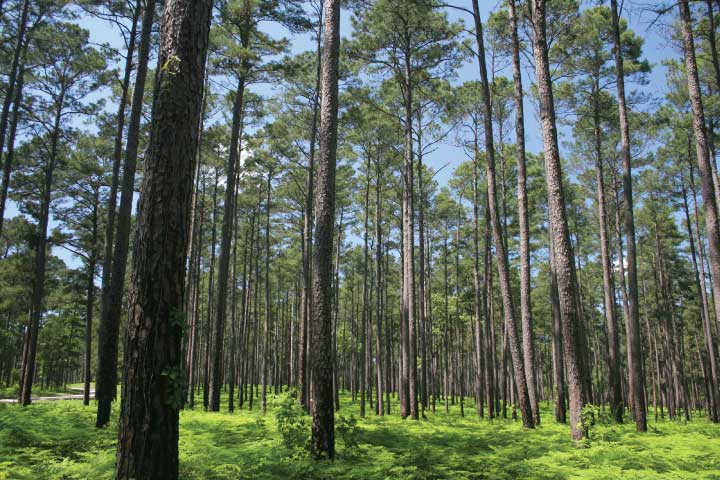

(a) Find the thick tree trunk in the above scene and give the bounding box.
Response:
[96,0,157,428]
[114,0,212,477]
[472,0,533,428]
[680,1,720,391]
[529,0,587,440]
[310,0,340,459]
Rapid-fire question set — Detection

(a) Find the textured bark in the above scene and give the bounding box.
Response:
[680,0,720,389]
[549,234,566,423]
[529,0,586,439]
[114,0,212,477]
[96,0,156,427]
[686,160,720,421]
[507,0,539,426]
[310,0,340,459]
[610,0,647,432]
[472,0,533,428]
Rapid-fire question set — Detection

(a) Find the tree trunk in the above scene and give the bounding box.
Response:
[96,0,157,427]
[374,155,384,416]
[96,0,141,411]
[507,0,539,426]
[300,2,323,410]
[592,81,623,423]
[262,171,272,412]
[209,74,245,411]
[360,164,370,418]
[472,0,533,428]
[114,0,212,476]
[0,0,29,238]
[529,0,587,440]
[610,0,647,432]
[84,189,100,406]
[20,90,64,406]
[680,0,720,382]
[310,0,340,459]
[401,45,419,421]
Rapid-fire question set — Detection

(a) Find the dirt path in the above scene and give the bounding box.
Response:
[0,388,94,404]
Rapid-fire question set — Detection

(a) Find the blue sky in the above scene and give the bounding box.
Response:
[32,0,677,269]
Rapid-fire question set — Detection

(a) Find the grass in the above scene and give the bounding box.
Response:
[0,389,719,479]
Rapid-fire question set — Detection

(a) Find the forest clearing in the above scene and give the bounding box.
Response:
[1,0,720,478]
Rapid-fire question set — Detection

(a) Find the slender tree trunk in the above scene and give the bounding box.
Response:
[359,164,370,418]
[0,50,27,236]
[549,230,566,423]
[310,0,340,458]
[471,130,485,419]
[417,114,428,415]
[472,0,533,428]
[300,2,323,410]
[374,156,384,416]
[95,1,141,410]
[114,0,212,476]
[209,74,245,411]
[529,0,587,440]
[0,0,29,238]
[20,90,64,406]
[262,171,272,412]
[592,82,623,423]
[401,46,418,420]
[610,0,647,432]
[507,0,539,426]
[84,190,100,406]
[96,0,157,427]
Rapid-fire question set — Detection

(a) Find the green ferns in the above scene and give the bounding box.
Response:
[0,393,718,479]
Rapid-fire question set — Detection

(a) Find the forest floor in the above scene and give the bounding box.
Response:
[0,387,718,480]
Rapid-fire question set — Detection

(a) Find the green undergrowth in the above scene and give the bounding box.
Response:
[0,390,718,479]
